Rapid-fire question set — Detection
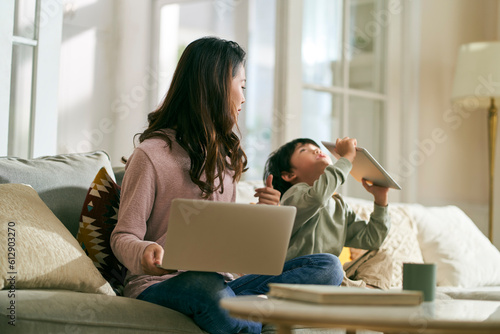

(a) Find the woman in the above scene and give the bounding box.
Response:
[111,36,343,334]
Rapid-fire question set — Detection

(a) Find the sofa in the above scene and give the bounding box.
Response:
[1,151,500,334]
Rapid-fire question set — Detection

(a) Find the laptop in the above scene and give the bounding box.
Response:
[322,141,402,190]
[159,198,297,275]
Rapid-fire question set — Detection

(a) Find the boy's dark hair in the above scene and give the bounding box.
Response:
[263,138,320,198]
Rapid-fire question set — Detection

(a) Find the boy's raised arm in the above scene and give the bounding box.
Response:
[281,158,352,234]
[362,179,389,207]
[343,201,390,250]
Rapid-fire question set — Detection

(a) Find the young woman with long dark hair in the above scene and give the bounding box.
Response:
[111,37,343,334]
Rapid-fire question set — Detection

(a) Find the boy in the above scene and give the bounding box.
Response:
[264,137,390,263]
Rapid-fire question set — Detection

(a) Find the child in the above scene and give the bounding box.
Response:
[264,137,391,263]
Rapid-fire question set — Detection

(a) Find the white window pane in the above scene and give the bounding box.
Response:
[156,0,273,181]
[157,0,244,104]
[345,96,384,199]
[157,4,180,104]
[348,0,387,93]
[348,96,383,156]
[302,0,343,87]
[14,0,37,40]
[301,89,342,143]
[9,44,34,157]
[243,0,276,181]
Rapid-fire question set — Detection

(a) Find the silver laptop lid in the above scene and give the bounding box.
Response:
[161,199,296,275]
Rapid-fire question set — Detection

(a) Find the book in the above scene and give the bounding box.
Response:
[267,283,423,306]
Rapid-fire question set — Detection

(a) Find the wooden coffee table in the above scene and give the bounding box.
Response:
[220,295,500,334]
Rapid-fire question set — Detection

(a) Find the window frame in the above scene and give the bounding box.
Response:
[0,1,15,156]
[273,0,420,202]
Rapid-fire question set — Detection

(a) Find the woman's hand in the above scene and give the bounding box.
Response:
[254,175,281,205]
[362,178,389,207]
[141,243,177,276]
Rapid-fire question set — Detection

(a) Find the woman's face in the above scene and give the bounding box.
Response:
[230,64,246,120]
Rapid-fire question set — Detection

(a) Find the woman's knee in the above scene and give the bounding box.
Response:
[177,271,229,296]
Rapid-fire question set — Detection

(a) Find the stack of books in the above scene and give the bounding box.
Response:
[267,283,423,306]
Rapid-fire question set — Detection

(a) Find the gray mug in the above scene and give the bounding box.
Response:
[403,263,436,302]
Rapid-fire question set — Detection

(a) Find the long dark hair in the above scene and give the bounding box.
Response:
[138,36,248,198]
[264,138,320,198]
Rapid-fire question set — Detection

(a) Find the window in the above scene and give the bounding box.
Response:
[1,0,63,158]
[275,0,413,200]
[151,0,418,198]
[302,0,389,199]
[152,0,276,180]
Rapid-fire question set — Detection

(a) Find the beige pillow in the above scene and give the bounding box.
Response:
[346,198,424,288]
[0,183,115,295]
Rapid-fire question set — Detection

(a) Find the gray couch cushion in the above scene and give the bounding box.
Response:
[0,290,355,334]
[113,166,125,186]
[0,151,114,237]
[0,290,207,333]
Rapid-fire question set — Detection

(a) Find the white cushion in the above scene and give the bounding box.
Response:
[437,286,500,301]
[345,197,424,288]
[236,180,264,204]
[0,183,115,295]
[408,204,500,288]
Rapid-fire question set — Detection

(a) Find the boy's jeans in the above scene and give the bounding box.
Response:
[137,253,343,334]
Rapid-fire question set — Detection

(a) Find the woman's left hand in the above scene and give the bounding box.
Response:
[254,175,281,205]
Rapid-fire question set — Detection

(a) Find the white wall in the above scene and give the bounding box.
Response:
[110,0,153,166]
[416,0,500,247]
[58,0,152,166]
[58,0,117,156]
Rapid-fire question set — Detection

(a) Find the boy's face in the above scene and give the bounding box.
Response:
[282,143,332,187]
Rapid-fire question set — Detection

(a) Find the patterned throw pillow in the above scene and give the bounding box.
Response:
[77,167,127,295]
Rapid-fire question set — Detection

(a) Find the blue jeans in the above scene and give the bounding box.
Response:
[137,253,343,334]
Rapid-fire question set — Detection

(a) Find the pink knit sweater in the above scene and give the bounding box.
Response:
[110,130,236,298]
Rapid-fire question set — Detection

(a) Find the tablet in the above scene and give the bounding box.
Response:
[321,141,402,190]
